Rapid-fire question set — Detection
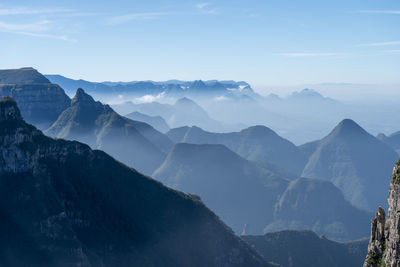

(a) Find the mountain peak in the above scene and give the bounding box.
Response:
[330,119,367,137]
[71,88,96,105]
[0,97,22,122]
[0,67,51,84]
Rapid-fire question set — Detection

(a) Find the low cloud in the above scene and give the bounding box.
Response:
[107,12,169,25]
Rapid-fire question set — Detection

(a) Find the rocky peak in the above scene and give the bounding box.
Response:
[0,97,22,123]
[71,88,96,105]
[364,159,400,267]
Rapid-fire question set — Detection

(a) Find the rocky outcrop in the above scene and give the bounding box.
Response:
[364,207,386,267]
[364,160,400,267]
[0,96,273,267]
[0,68,70,129]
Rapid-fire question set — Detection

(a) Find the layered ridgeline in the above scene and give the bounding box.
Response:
[125,111,170,133]
[264,178,371,241]
[46,88,173,175]
[243,230,368,267]
[0,96,273,267]
[46,74,256,98]
[363,160,400,267]
[153,143,289,234]
[377,131,400,155]
[167,125,307,175]
[0,68,70,129]
[301,119,398,211]
[113,97,225,132]
[154,143,371,241]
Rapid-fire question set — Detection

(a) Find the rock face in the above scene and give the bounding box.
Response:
[0,68,70,129]
[364,160,400,267]
[46,88,173,175]
[0,96,273,267]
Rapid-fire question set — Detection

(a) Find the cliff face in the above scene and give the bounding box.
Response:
[0,68,70,129]
[364,160,400,267]
[0,96,272,267]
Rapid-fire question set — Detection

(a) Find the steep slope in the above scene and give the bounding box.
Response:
[243,230,368,267]
[46,88,173,175]
[125,111,170,133]
[153,143,289,234]
[302,119,398,211]
[0,96,272,267]
[265,178,371,241]
[0,68,70,129]
[168,125,306,175]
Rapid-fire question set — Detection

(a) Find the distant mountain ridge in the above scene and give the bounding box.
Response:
[46,74,256,97]
[167,125,307,175]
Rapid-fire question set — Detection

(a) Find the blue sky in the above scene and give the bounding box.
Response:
[0,0,399,88]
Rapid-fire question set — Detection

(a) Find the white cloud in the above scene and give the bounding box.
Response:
[384,50,400,55]
[0,20,50,32]
[196,2,218,14]
[355,10,400,15]
[133,92,166,104]
[107,12,169,25]
[276,53,344,58]
[0,7,72,16]
[359,41,400,47]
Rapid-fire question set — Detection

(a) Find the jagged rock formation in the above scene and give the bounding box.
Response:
[0,68,70,129]
[364,160,400,267]
[0,96,273,267]
[46,88,173,175]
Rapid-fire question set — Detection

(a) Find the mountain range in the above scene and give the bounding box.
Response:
[46,88,173,175]
[154,143,371,241]
[0,96,273,267]
[166,125,307,175]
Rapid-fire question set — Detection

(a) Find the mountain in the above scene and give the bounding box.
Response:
[46,88,173,175]
[0,68,70,129]
[243,230,368,267]
[363,160,400,266]
[125,111,170,133]
[264,178,371,241]
[301,119,398,211]
[377,131,400,154]
[167,125,307,175]
[153,143,289,234]
[46,74,255,98]
[0,96,272,267]
[113,98,224,132]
